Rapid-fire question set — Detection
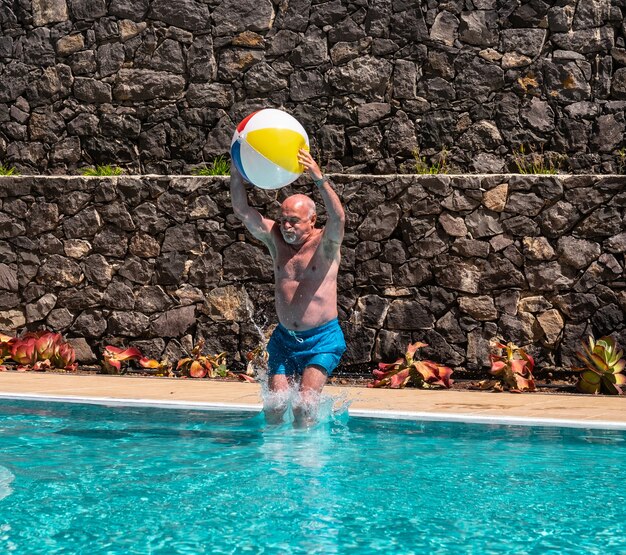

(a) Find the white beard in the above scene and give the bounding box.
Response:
[282,231,297,244]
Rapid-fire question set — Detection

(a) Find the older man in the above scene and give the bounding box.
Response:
[230,148,346,425]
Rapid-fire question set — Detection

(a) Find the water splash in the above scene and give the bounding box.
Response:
[257,380,353,429]
[243,306,353,428]
[242,304,271,386]
[328,389,352,424]
[248,308,268,346]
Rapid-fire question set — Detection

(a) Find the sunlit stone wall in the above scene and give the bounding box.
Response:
[0,1,625,175]
[0,175,624,375]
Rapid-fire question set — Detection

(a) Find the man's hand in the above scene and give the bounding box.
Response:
[297,148,323,181]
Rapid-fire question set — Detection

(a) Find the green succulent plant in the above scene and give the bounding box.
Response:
[575,335,626,395]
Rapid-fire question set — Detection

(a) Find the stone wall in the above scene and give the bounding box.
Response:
[1,1,626,175]
[0,175,624,375]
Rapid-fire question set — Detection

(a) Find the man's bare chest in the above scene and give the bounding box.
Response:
[275,242,326,281]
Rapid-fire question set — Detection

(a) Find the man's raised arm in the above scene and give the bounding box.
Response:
[297,149,345,246]
[229,162,275,244]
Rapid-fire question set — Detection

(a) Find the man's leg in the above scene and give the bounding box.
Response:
[293,365,328,427]
[264,373,291,424]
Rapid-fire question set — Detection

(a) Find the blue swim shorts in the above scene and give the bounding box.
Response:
[267,319,347,377]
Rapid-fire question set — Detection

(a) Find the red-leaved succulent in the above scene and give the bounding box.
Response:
[11,337,38,369]
[0,333,15,357]
[474,340,536,393]
[137,356,174,377]
[369,341,453,389]
[32,331,62,361]
[4,330,77,372]
[53,341,78,372]
[0,333,15,371]
[101,346,143,374]
[177,340,253,381]
[177,341,219,378]
[102,345,171,375]
[245,344,268,380]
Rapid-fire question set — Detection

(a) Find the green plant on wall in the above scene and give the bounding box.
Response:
[617,148,626,174]
[192,156,230,176]
[80,165,123,176]
[513,145,563,174]
[0,163,19,176]
[413,147,448,174]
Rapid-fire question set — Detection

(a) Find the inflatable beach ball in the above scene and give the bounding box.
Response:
[231,109,309,189]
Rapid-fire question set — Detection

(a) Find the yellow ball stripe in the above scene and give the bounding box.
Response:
[245,128,309,174]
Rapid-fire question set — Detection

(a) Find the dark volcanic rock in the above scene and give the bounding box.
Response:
[107,311,150,336]
[148,0,211,31]
[150,306,196,337]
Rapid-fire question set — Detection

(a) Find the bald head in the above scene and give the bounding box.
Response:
[281,194,316,219]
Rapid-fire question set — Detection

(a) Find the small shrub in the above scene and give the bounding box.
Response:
[192,156,230,176]
[413,148,448,175]
[575,335,625,395]
[368,341,453,389]
[512,145,563,174]
[80,165,123,176]
[0,163,19,176]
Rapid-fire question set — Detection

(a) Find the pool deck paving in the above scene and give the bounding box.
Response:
[1,372,625,429]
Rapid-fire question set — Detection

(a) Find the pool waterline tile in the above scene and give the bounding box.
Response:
[0,372,624,428]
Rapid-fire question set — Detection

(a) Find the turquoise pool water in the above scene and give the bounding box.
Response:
[0,399,625,554]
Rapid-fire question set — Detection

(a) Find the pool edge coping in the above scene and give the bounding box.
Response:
[2,392,626,431]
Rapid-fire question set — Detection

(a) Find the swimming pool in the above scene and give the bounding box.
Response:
[1,399,624,554]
